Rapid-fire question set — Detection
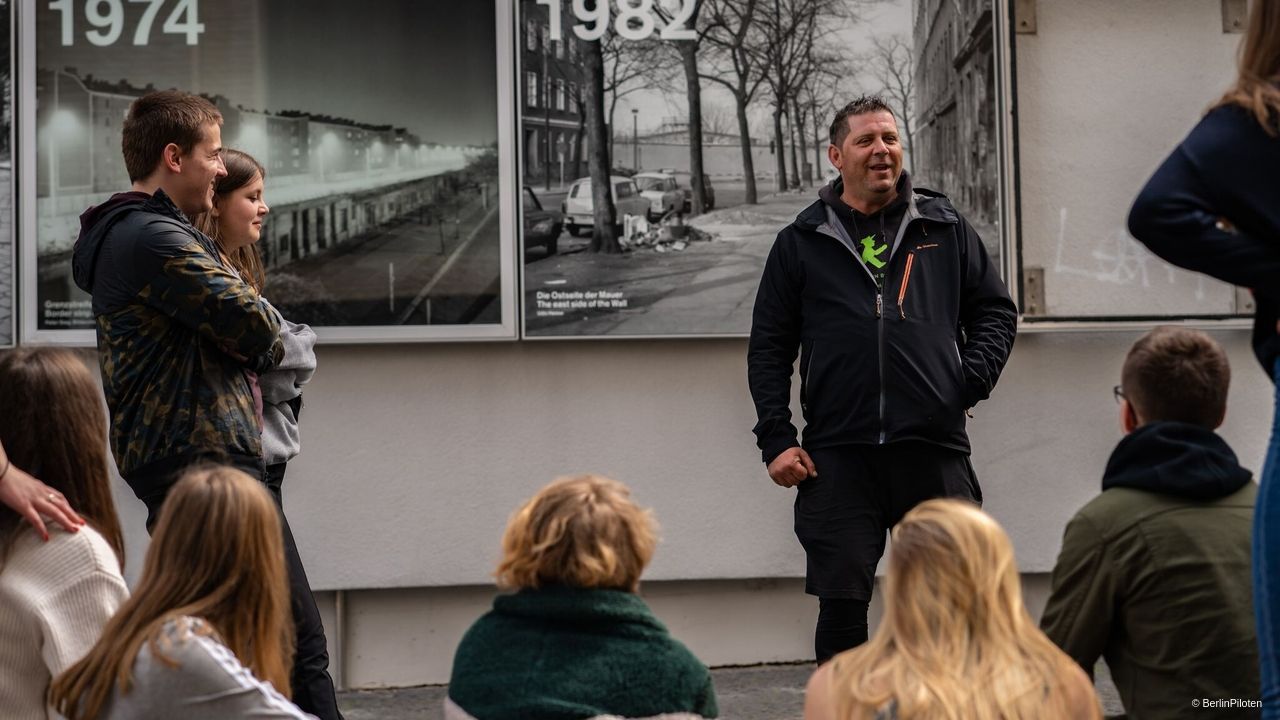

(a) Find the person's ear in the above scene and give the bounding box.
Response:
[827,143,842,172]
[1120,398,1140,434]
[161,143,183,174]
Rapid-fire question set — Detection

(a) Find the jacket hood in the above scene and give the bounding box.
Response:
[1102,421,1252,500]
[71,190,154,293]
[795,171,956,231]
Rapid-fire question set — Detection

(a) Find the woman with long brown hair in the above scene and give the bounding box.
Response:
[0,347,128,719]
[1127,2,1280,713]
[50,465,310,719]
[803,499,1100,720]
[191,149,338,718]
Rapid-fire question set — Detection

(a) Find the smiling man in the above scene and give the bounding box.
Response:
[747,95,1017,662]
[72,90,282,527]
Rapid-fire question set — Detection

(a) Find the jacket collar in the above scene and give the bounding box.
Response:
[492,585,668,631]
[794,175,958,233]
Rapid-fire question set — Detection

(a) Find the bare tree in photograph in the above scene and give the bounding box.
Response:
[758,0,824,192]
[701,0,767,204]
[583,17,620,253]
[653,0,709,214]
[603,34,670,160]
[869,33,916,173]
[803,47,852,185]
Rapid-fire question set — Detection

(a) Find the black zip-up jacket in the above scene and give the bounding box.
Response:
[748,178,1017,463]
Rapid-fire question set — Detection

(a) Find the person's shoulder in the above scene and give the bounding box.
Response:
[1057,658,1103,719]
[909,186,963,223]
[7,524,121,580]
[1183,103,1280,158]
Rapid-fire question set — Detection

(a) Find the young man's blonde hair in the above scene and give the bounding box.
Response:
[496,474,657,592]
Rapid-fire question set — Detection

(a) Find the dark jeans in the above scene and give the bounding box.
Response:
[795,441,982,661]
[134,458,343,720]
[1256,359,1280,718]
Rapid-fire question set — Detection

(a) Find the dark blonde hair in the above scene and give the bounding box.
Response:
[192,148,267,292]
[122,90,223,182]
[496,474,657,592]
[829,500,1098,719]
[0,348,123,565]
[1121,326,1229,428]
[50,466,293,719]
[1216,0,1280,134]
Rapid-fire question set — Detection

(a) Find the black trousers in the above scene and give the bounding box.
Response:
[794,441,982,661]
[136,459,343,720]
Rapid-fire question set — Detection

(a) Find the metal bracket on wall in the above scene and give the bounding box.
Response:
[1014,0,1036,34]
[1022,266,1046,316]
[1236,286,1257,315]
[1222,0,1247,33]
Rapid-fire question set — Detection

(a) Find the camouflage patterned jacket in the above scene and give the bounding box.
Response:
[72,190,282,484]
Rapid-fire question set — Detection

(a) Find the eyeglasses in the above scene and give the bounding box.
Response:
[1113,385,1125,404]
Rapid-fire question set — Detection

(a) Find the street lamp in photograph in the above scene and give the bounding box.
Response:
[631,108,639,171]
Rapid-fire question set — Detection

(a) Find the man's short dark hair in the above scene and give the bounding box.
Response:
[121,90,223,183]
[829,95,895,147]
[1121,326,1230,428]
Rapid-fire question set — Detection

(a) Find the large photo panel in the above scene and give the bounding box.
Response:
[21,0,517,343]
[519,0,1007,338]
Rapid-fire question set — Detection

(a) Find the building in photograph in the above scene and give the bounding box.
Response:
[521,0,588,184]
[912,0,997,231]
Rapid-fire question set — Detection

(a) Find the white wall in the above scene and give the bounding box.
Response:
[1016,0,1242,317]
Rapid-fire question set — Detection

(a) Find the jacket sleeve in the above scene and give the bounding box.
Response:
[747,236,803,464]
[139,222,283,372]
[1039,513,1113,678]
[957,217,1017,408]
[1128,145,1280,291]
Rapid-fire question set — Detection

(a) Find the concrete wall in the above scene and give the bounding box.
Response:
[109,329,1273,686]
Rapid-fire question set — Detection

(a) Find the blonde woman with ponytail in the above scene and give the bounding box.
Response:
[804,499,1100,720]
[50,466,311,720]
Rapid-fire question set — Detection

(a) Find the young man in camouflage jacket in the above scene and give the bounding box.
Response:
[72,90,281,523]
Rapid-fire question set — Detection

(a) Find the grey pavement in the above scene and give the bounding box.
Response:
[337,661,1124,719]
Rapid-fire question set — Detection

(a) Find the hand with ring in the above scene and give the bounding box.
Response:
[0,446,85,541]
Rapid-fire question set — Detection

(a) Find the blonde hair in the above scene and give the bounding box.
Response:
[496,474,657,592]
[828,500,1093,720]
[1216,0,1280,135]
[192,148,267,292]
[50,466,293,719]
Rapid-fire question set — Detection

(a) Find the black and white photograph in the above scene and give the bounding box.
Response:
[21,0,517,342]
[0,0,11,346]
[518,0,1005,338]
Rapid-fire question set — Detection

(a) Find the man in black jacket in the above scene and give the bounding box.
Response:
[747,96,1017,662]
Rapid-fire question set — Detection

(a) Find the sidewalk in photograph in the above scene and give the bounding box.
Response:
[337,661,1124,719]
[523,190,810,336]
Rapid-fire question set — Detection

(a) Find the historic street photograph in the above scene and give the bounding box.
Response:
[30,0,506,334]
[519,0,1002,338]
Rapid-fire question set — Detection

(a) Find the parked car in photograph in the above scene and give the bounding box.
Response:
[561,176,650,237]
[658,168,716,212]
[522,186,562,256]
[632,171,685,221]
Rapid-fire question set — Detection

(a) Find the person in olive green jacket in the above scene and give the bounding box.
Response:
[1041,327,1259,719]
